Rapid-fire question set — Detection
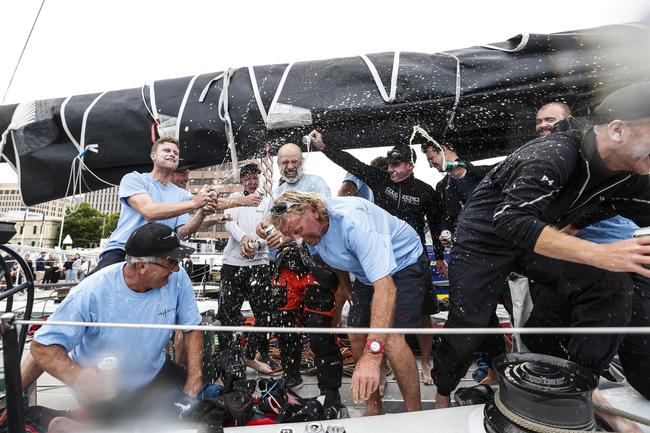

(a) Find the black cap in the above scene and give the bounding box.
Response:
[125,223,195,260]
[386,146,416,164]
[239,163,261,178]
[593,82,650,124]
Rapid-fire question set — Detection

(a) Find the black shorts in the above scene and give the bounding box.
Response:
[348,254,428,328]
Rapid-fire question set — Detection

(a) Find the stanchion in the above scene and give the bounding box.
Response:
[1,312,25,433]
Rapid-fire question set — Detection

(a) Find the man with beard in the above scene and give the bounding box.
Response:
[431,83,650,433]
[311,130,444,388]
[256,142,345,418]
[531,101,649,400]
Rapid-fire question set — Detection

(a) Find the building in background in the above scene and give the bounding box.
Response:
[84,186,120,215]
[0,183,74,248]
[0,210,62,248]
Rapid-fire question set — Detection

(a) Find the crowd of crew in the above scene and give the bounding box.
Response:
[6,83,650,432]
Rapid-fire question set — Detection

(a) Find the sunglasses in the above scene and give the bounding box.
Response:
[147,259,180,271]
[270,201,300,215]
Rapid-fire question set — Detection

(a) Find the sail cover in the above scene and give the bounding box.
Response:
[0,22,648,205]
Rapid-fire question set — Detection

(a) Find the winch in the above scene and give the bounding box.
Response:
[483,353,612,432]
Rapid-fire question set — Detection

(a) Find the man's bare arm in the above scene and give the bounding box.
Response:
[127,184,216,221]
[368,275,396,343]
[182,330,204,397]
[218,193,261,209]
[30,341,80,385]
[177,209,208,240]
[534,225,650,277]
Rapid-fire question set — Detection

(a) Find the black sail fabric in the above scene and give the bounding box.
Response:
[1,22,649,205]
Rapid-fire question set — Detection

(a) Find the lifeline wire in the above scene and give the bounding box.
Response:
[12,319,650,336]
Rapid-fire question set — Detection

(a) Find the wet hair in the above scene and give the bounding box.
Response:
[537,101,572,117]
[269,191,329,227]
[125,255,158,266]
[152,136,179,153]
[370,156,388,171]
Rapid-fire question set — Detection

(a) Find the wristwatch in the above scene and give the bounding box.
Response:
[365,339,385,354]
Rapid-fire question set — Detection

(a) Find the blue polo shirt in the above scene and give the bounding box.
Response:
[312,197,422,285]
[102,172,191,255]
[35,263,201,392]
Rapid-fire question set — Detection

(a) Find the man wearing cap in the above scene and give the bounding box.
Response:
[31,223,203,421]
[310,130,444,388]
[432,83,650,413]
[216,162,280,375]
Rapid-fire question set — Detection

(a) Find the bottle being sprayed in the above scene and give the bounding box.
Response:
[97,355,119,400]
[443,160,467,172]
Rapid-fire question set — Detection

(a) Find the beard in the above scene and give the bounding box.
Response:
[281,166,304,184]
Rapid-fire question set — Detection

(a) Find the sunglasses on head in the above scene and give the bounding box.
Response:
[271,201,300,215]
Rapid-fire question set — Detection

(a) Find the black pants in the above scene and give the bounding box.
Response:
[91,249,126,275]
[216,264,274,360]
[272,266,342,395]
[89,358,186,423]
[432,225,633,396]
[618,274,650,399]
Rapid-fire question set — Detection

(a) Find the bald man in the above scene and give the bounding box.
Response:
[256,142,345,418]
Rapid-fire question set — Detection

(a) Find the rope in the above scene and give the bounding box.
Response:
[259,143,274,197]
[11,320,650,336]
[409,125,451,170]
[1,0,46,105]
[60,91,115,208]
[216,68,239,179]
[592,401,650,426]
[494,390,650,433]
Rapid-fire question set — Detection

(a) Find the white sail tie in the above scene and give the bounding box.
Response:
[359,51,400,103]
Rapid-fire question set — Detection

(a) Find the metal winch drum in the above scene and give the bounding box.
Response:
[483,353,613,432]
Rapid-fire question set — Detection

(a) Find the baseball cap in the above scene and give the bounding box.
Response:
[386,146,416,164]
[593,82,650,124]
[125,223,195,260]
[239,162,261,178]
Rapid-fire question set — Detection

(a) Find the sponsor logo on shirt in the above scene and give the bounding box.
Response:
[384,187,420,205]
[158,306,174,318]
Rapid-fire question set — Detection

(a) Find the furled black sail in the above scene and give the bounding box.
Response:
[0,22,648,205]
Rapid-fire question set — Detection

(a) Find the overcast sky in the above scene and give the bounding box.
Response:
[1,0,648,191]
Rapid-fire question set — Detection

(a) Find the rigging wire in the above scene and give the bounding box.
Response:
[1,0,46,105]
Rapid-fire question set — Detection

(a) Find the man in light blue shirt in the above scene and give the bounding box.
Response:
[269,191,428,416]
[255,143,345,417]
[96,136,219,272]
[32,223,202,422]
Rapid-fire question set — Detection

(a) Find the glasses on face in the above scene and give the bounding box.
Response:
[271,201,300,215]
[147,259,180,272]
